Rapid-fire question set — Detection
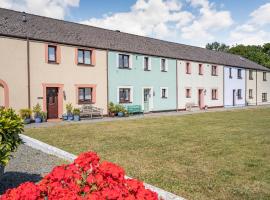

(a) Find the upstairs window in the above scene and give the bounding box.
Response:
[249,89,253,99]
[119,88,131,103]
[263,72,267,81]
[262,93,267,102]
[119,54,130,69]
[77,49,92,65]
[186,62,191,74]
[144,57,150,71]
[186,88,191,98]
[237,89,242,100]
[212,89,218,100]
[212,65,218,76]
[198,64,203,75]
[48,45,57,63]
[229,68,232,78]
[161,59,167,72]
[249,70,253,80]
[78,87,92,104]
[237,69,242,79]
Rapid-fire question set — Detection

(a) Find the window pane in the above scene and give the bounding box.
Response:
[85,50,91,64]
[119,55,124,68]
[144,57,149,69]
[48,46,56,61]
[124,55,129,68]
[78,50,84,64]
[85,88,91,100]
[79,88,84,100]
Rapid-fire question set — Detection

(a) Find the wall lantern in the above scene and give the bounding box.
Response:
[204,89,207,95]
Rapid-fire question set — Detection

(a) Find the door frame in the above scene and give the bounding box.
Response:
[141,87,153,112]
[0,79,9,108]
[42,83,64,118]
[198,88,205,109]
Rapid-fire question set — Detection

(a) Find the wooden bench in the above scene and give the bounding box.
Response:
[127,105,143,115]
[80,105,103,119]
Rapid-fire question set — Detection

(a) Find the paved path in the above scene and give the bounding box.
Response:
[0,144,64,195]
[25,105,270,129]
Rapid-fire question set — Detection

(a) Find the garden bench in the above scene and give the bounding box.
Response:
[185,102,196,111]
[127,105,143,115]
[80,105,103,119]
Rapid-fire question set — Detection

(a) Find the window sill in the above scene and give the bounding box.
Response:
[161,97,168,99]
[237,77,242,79]
[119,67,132,70]
[199,73,203,76]
[119,102,132,104]
[262,100,268,102]
[161,70,168,72]
[263,80,267,82]
[77,63,94,67]
[212,98,218,100]
[186,97,191,98]
[249,97,253,99]
[186,72,191,75]
[249,78,253,80]
[212,74,218,76]
[144,69,151,71]
[48,61,59,65]
[78,102,94,105]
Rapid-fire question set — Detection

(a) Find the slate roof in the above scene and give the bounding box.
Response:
[0,8,269,71]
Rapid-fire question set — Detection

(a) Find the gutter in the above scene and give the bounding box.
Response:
[176,60,179,111]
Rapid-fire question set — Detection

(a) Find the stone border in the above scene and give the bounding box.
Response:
[19,134,185,200]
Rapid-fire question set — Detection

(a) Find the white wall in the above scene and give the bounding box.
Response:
[177,60,224,109]
[224,67,246,107]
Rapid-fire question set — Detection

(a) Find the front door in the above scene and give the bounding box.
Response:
[144,88,151,113]
[198,89,204,109]
[46,87,59,119]
[233,90,236,106]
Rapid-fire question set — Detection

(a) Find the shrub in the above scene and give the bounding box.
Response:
[19,109,32,119]
[73,108,80,116]
[1,151,159,200]
[115,104,126,113]
[108,102,116,114]
[66,103,73,116]
[33,103,42,118]
[0,108,23,166]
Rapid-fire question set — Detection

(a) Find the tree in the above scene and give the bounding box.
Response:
[206,42,230,52]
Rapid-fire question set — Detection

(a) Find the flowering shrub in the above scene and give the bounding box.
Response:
[1,152,159,200]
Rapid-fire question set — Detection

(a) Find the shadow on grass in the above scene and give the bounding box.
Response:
[0,172,42,194]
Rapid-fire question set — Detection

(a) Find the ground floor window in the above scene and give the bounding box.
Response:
[119,88,131,103]
[249,89,253,99]
[262,93,267,102]
[78,87,93,104]
[212,89,218,100]
[237,89,242,99]
[186,88,191,98]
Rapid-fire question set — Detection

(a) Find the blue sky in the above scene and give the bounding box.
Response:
[1,0,270,47]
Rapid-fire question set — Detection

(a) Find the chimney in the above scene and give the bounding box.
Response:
[22,12,27,22]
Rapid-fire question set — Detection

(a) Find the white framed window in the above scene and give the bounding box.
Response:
[116,53,132,69]
[160,58,168,72]
[117,86,133,103]
[143,56,151,71]
[160,87,168,98]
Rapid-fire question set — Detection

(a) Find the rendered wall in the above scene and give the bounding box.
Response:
[246,70,257,106]
[257,71,270,105]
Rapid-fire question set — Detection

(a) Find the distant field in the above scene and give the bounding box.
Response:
[25,108,270,200]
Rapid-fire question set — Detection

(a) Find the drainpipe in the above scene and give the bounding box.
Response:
[176,60,178,111]
[106,50,109,114]
[256,70,258,106]
[245,69,247,106]
[223,66,225,107]
[23,12,31,109]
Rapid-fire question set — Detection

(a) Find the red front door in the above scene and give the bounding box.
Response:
[46,87,59,119]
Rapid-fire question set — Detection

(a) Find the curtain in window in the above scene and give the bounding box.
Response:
[84,51,91,64]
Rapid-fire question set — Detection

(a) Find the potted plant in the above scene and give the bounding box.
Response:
[115,104,126,117]
[62,113,68,121]
[41,111,47,122]
[0,108,23,177]
[73,108,81,121]
[19,108,32,124]
[66,103,74,121]
[33,103,42,123]
[108,102,116,117]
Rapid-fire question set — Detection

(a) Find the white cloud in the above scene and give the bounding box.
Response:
[0,0,79,19]
[229,3,270,45]
[80,0,233,47]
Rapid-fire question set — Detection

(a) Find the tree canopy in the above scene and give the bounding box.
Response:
[206,42,270,69]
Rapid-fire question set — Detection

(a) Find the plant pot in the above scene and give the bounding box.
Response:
[35,117,42,123]
[0,164,4,178]
[74,115,80,121]
[23,118,31,124]
[68,115,74,121]
[109,112,115,117]
[118,112,124,117]
[62,115,68,121]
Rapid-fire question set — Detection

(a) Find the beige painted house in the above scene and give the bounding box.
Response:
[257,71,270,105]
[0,36,108,118]
[246,69,257,106]
[177,60,224,110]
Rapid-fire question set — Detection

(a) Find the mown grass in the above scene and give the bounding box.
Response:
[24,108,270,200]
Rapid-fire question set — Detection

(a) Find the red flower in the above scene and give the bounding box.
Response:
[0,151,159,200]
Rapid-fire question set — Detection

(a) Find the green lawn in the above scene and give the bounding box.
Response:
[24,108,270,200]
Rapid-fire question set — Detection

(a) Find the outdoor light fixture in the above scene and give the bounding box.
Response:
[204,89,207,95]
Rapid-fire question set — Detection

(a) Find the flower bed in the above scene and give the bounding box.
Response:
[1,152,159,200]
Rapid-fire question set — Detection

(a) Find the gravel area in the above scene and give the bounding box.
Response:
[0,144,65,195]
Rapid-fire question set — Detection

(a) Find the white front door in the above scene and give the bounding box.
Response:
[142,87,153,112]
